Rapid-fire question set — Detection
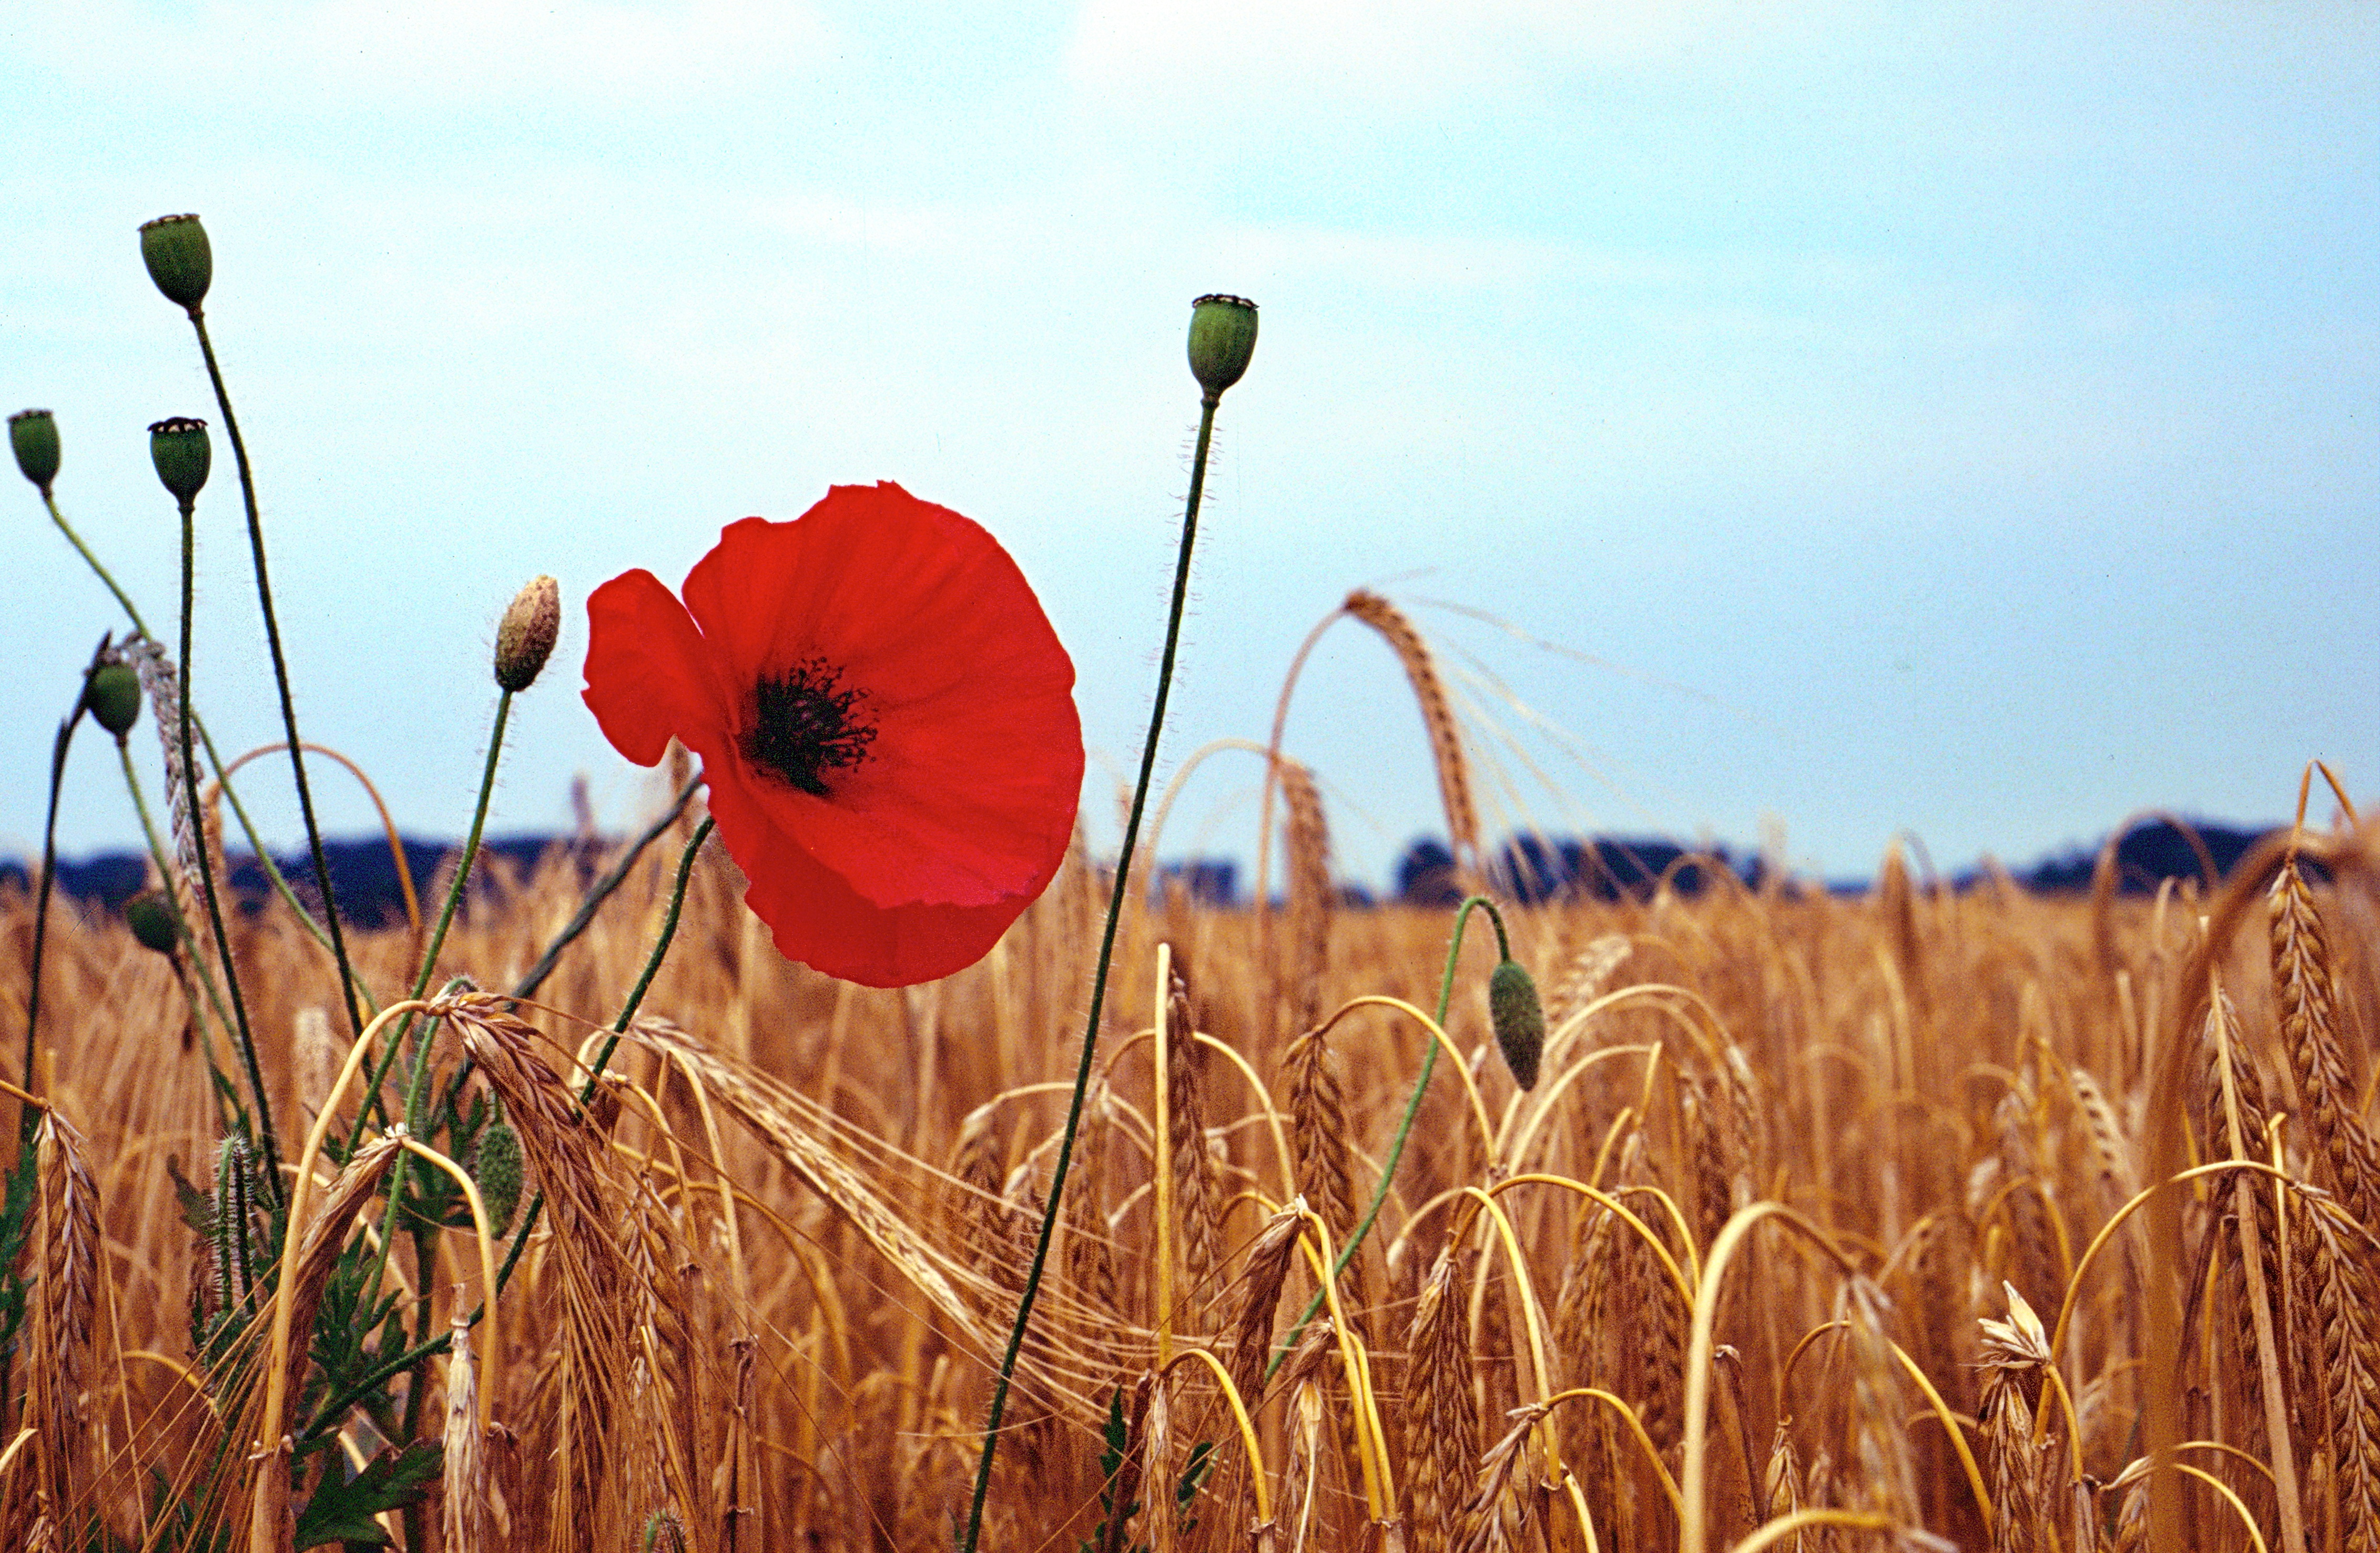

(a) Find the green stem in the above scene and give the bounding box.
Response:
[510,774,705,1002]
[43,494,148,634]
[19,702,83,1146]
[959,392,1223,1553]
[179,492,284,1203]
[343,693,516,1156]
[189,309,366,1045]
[1264,894,1506,1383]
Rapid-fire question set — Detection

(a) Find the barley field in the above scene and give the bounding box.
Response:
[5,737,2376,1551]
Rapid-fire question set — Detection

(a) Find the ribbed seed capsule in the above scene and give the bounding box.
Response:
[148,418,211,504]
[9,409,60,493]
[83,661,143,737]
[1187,293,1258,400]
[139,214,213,311]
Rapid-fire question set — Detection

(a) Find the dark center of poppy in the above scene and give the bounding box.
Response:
[744,657,877,796]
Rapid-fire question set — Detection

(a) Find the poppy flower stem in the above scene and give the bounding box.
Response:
[186,312,368,1048]
[17,667,91,1146]
[960,391,1225,1553]
[177,491,286,1206]
[339,689,519,1156]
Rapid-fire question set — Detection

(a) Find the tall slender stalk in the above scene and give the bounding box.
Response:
[186,313,367,1043]
[177,490,285,1203]
[960,300,1251,1549]
[17,688,86,1145]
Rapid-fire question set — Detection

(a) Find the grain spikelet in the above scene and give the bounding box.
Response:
[1978,1283,2054,1553]
[1285,1027,1372,1331]
[1227,1202,1307,1410]
[1277,757,1334,1038]
[1993,1088,2060,1319]
[444,1294,487,1553]
[2271,853,2380,1236]
[1164,964,1227,1303]
[1405,1247,1481,1553]
[1545,932,1631,1033]
[25,1109,98,1516]
[1343,590,1478,873]
[2307,1204,2380,1551]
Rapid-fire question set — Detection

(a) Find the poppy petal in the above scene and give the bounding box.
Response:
[701,753,1045,986]
[683,484,1083,908]
[582,569,732,767]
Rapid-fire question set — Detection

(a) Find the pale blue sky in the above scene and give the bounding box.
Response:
[7,1,2376,890]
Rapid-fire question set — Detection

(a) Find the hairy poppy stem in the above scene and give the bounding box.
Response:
[17,679,88,1145]
[960,390,1225,1553]
[1263,894,1508,1384]
[178,491,286,1206]
[187,312,368,1047]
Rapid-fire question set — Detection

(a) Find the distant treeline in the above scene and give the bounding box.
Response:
[7,815,2281,922]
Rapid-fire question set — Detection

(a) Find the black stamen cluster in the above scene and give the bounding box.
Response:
[745,657,877,796]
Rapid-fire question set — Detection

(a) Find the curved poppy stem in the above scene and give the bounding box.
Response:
[959,392,1223,1553]
[18,673,90,1146]
[1262,894,1507,1384]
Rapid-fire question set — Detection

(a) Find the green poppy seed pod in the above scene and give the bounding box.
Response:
[83,661,143,737]
[139,214,213,311]
[1488,959,1545,1090]
[494,574,561,693]
[124,890,180,955]
[148,417,211,504]
[9,409,60,494]
[1187,293,1258,400]
[472,1118,524,1237]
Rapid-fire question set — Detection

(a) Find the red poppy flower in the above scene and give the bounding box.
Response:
[582,482,1083,987]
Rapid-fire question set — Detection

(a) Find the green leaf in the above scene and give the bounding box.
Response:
[294,1438,441,1549]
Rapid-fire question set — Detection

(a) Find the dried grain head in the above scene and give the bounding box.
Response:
[1343,590,1478,872]
[1403,1246,1481,1553]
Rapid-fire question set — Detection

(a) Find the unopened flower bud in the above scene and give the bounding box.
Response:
[124,890,180,955]
[1488,959,1545,1090]
[494,574,561,692]
[139,214,213,312]
[9,409,60,494]
[471,1116,524,1237]
[148,417,211,504]
[83,661,143,737]
[1187,293,1258,400]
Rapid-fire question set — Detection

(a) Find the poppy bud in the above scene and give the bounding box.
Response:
[471,1116,524,1237]
[125,890,180,955]
[149,417,211,504]
[83,660,143,737]
[1488,958,1545,1090]
[494,574,560,693]
[10,409,60,494]
[139,214,213,312]
[1187,293,1258,400]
